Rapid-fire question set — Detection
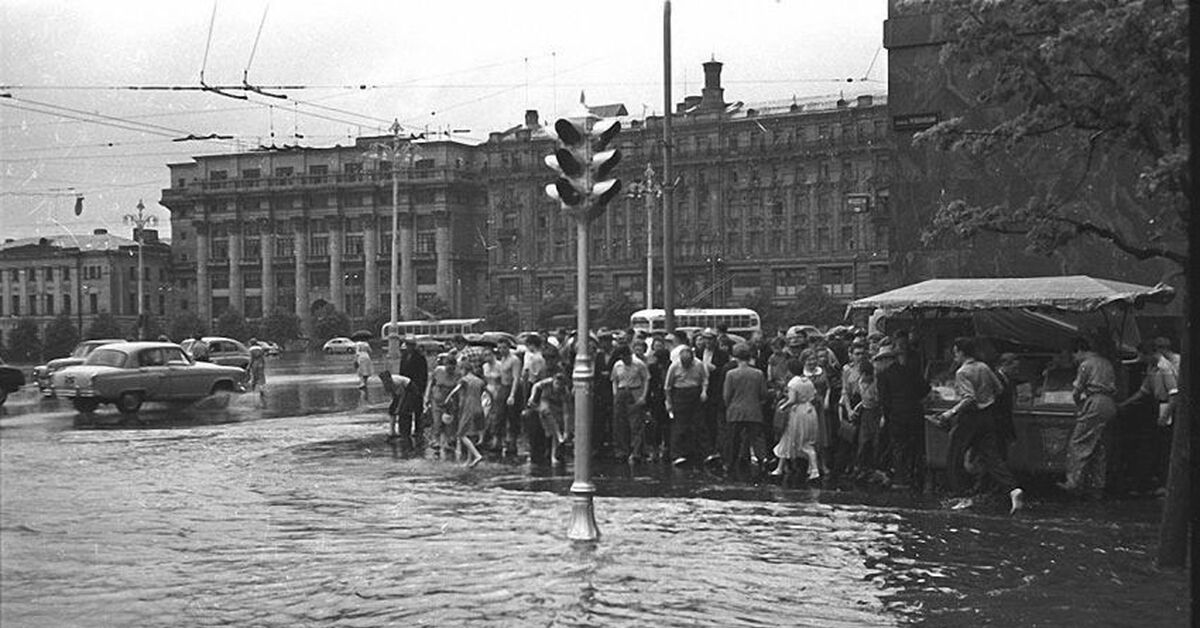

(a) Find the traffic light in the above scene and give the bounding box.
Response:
[543,116,623,219]
[544,118,590,210]
[588,118,622,213]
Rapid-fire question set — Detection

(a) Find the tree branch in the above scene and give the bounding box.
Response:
[1051,215,1187,265]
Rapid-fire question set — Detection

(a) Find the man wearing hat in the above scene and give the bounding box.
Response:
[723,342,769,479]
[875,340,930,490]
[695,328,730,464]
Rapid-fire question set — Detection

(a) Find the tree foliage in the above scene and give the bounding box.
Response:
[596,291,637,331]
[483,301,521,334]
[364,306,391,339]
[43,314,80,360]
[742,288,847,336]
[909,0,1188,267]
[214,308,252,341]
[312,304,351,344]
[260,309,302,343]
[536,294,573,331]
[167,310,206,343]
[85,312,125,340]
[6,318,43,363]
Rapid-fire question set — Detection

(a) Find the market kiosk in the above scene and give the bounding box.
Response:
[846,276,1175,475]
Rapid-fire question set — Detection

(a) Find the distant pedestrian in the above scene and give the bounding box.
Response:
[611,344,650,463]
[877,344,930,490]
[189,332,210,362]
[247,344,267,401]
[664,345,708,466]
[354,342,374,393]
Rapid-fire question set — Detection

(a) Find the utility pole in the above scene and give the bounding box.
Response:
[123,199,156,340]
[662,0,676,333]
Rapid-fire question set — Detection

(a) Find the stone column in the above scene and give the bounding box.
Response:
[399,199,415,320]
[195,223,211,327]
[329,217,345,314]
[435,213,452,308]
[363,216,379,315]
[293,219,309,328]
[228,223,244,315]
[261,219,276,316]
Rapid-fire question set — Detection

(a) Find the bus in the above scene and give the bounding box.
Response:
[629,308,761,337]
[381,318,486,339]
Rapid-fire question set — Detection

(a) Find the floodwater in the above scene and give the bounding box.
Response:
[0,358,1188,627]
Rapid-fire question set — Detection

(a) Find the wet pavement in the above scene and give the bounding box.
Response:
[0,355,1189,627]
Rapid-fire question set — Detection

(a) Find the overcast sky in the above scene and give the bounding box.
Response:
[1,0,887,241]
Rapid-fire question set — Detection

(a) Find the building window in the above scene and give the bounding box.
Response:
[89,293,98,314]
[841,225,855,250]
[244,238,262,260]
[345,235,364,257]
[275,166,294,178]
[10,295,18,315]
[158,294,166,315]
[45,294,54,314]
[211,272,228,290]
[209,170,227,180]
[416,266,436,286]
[819,266,854,297]
[28,295,36,315]
[310,235,329,257]
[308,165,328,176]
[61,266,70,281]
[245,271,262,289]
[275,236,294,258]
[63,294,71,315]
[242,168,261,179]
[416,231,436,255]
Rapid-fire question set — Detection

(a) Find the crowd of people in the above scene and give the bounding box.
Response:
[361,322,1181,513]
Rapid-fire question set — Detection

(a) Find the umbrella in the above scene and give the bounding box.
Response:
[350,329,374,341]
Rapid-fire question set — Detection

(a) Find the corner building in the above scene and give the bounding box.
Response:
[160,137,489,331]
[485,61,895,325]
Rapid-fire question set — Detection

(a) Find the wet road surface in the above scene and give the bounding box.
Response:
[0,355,1188,627]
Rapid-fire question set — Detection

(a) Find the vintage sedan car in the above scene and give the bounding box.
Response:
[179,336,251,370]
[251,340,282,356]
[322,337,357,354]
[51,342,246,414]
[33,338,124,396]
[0,358,25,407]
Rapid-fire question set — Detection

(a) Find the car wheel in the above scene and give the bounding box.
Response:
[116,391,143,414]
[211,381,235,395]
[72,397,100,413]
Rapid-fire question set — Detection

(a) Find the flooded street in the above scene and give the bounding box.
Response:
[0,357,1188,627]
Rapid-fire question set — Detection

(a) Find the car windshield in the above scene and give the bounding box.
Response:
[85,348,128,368]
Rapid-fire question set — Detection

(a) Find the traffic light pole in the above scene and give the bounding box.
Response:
[567,211,600,543]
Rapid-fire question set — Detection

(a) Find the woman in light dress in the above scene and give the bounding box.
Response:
[771,355,822,481]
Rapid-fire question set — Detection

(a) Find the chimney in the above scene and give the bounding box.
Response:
[93,228,108,235]
[856,95,874,108]
[135,228,159,244]
[524,109,539,129]
[681,95,702,112]
[700,59,725,111]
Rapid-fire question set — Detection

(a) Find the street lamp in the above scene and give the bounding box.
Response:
[626,163,661,310]
[123,199,157,340]
[364,120,421,368]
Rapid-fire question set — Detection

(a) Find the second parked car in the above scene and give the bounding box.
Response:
[180,336,252,370]
[33,338,124,396]
[322,337,357,354]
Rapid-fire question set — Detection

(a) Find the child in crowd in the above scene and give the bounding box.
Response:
[445,360,486,467]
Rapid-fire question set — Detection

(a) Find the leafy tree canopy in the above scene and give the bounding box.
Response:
[167,310,206,343]
[85,312,125,340]
[483,301,521,334]
[214,308,252,341]
[260,310,302,343]
[908,0,1187,267]
[312,304,351,344]
[43,314,80,360]
[7,318,43,363]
